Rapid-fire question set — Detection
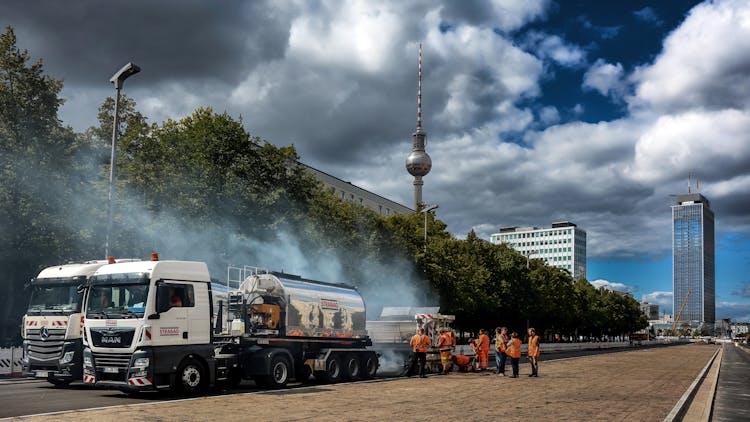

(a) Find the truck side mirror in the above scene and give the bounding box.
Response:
[76,284,86,294]
[156,284,171,313]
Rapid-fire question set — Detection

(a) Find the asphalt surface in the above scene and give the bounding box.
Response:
[0,343,682,419]
[711,342,750,421]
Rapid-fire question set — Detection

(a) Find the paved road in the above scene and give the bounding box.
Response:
[711,342,750,421]
[0,343,681,419]
[0,377,303,419]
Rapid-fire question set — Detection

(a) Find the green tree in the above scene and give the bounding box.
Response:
[0,26,84,343]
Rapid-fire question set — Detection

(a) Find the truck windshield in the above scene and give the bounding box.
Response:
[27,278,83,314]
[87,273,150,319]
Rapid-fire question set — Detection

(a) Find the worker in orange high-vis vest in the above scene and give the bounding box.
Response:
[527,327,540,377]
[477,329,490,371]
[506,331,522,378]
[494,326,509,375]
[436,328,452,374]
[408,328,431,378]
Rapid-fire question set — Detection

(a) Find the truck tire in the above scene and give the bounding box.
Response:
[343,353,361,381]
[314,354,342,383]
[262,354,291,389]
[173,358,206,395]
[361,352,378,380]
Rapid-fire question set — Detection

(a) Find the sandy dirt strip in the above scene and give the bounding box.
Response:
[14,344,718,422]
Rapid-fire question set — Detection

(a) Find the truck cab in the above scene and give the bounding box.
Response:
[82,259,218,392]
[22,261,110,386]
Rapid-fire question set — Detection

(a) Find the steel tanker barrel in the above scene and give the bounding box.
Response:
[237,272,367,338]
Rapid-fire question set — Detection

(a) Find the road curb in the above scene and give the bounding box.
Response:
[663,346,721,422]
[701,346,722,421]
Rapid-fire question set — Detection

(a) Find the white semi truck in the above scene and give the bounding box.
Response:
[82,255,377,393]
[21,260,136,385]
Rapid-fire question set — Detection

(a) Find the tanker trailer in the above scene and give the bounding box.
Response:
[225,268,378,386]
[83,258,378,394]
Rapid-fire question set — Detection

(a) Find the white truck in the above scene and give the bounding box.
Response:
[21,260,132,385]
[82,256,378,393]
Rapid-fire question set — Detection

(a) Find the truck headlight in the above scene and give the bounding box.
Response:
[60,351,75,364]
[133,357,149,368]
[83,356,92,367]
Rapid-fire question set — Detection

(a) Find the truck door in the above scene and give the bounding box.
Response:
[153,282,192,345]
[187,283,210,344]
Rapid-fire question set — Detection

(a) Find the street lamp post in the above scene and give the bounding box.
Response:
[105,62,140,258]
[421,204,438,253]
[524,250,536,269]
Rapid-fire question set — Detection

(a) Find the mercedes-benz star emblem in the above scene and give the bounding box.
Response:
[40,326,50,341]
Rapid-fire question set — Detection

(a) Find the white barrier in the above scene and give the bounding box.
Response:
[0,347,24,377]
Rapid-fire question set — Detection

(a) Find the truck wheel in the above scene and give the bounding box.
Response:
[361,353,378,379]
[263,355,290,389]
[315,354,342,383]
[173,358,206,395]
[343,353,361,381]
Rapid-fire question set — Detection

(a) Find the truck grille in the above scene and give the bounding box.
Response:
[92,352,131,368]
[93,352,131,382]
[25,328,66,361]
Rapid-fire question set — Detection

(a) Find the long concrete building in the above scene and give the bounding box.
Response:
[490,221,587,280]
[303,164,413,216]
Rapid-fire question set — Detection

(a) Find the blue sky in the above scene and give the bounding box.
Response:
[2,0,749,320]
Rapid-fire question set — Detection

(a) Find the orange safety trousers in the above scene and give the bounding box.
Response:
[440,350,451,369]
[478,350,489,369]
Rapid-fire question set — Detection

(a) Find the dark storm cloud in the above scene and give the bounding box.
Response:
[0,0,290,86]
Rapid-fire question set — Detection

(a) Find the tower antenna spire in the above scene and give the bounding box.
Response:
[405,42,432,210]
[417,42,422,129]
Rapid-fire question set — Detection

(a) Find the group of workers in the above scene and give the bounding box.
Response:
[408,326,540,378]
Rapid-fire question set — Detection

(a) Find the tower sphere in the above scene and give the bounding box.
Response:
[406,150,432,176]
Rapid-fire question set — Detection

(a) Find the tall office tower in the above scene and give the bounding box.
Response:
[490,221,587,280]
[672,192,715,326]
[405,43,432,210]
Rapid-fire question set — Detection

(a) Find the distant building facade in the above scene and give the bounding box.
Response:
[303,164,413,217]
[672,193,715,326]
[640,302,660,321]
[490,221,587,279]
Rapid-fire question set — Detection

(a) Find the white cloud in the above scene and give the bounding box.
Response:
[642,291,673,314]
[538,106,560,125]
[590,279,637,293]
[522,31,586,67]
[633,7,663,26]
[626,109,750,185]
[632,0,750,113]
[582,59,626,98]
[287,1,406,75]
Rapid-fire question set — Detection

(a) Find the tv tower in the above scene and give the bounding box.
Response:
[405,43,432,210]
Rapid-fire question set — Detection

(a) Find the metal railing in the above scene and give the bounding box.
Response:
[226,265,268,289]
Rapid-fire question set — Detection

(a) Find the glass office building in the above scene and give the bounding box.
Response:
[672,193,715,326]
